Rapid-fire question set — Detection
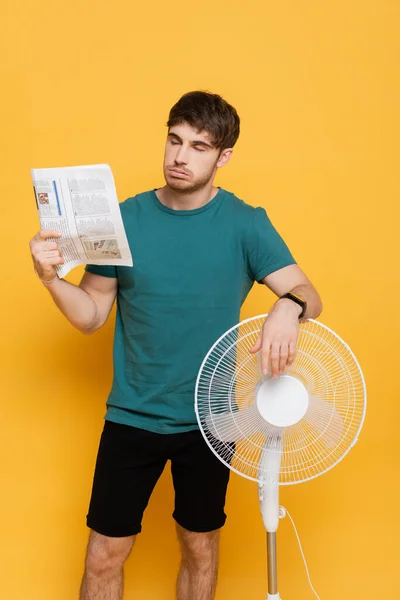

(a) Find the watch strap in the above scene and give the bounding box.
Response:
[280,292,307,319]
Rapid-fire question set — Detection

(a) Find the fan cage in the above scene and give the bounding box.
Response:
[195,316,366,485]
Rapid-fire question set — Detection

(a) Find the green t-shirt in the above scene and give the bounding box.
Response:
[85,187,296,433]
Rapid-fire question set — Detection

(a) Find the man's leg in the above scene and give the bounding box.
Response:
[170,430,233,600]
[176,524,220,600]
[83,421,168,599]
[79,530,135,600]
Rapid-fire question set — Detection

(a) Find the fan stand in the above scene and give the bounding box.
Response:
[266,532,280,599]
[196,316,367,600]
[257,374,310,600]
[259,445,283,600]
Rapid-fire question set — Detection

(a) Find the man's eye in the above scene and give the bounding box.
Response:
[194,147,205,152]
[170,141,179,145]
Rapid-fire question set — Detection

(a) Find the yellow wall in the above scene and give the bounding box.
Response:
[2,1,399,598]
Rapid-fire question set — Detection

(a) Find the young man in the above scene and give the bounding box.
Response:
[29,91,322,600]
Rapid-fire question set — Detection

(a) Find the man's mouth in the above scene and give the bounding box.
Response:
[169,168,189,178]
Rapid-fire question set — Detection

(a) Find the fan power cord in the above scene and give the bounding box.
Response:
[279,506,321,600]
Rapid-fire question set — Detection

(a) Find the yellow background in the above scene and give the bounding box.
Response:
[1,1,399,598]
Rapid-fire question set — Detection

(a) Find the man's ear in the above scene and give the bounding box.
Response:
[217,148,233,168]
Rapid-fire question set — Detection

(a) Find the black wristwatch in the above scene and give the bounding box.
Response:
[279,292,307,319]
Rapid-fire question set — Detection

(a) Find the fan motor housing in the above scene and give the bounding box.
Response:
[256,375,309,428]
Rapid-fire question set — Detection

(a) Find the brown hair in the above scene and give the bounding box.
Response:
[167,90,240,152]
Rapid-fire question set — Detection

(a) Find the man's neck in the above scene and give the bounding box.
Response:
[156,184,219,211]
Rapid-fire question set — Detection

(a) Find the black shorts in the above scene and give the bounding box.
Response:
[86,420,233,537]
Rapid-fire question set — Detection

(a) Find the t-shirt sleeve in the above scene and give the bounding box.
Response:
[247,207,296,283]
[84,264,118,278]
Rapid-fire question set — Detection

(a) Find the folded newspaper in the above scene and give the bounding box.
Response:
[31,164,133,278]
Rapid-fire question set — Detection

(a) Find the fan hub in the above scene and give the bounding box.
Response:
[256,375,309,427]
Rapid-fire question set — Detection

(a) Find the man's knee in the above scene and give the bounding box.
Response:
[176,524,220,568]
[84,530,136,577]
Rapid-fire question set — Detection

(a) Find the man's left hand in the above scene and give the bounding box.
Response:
[249,299,301,378]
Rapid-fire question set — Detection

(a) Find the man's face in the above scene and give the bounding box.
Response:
[163,122,231,193]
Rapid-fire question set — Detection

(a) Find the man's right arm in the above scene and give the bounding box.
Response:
[30,229,118,334]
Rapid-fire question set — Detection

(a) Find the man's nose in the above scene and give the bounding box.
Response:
[174,144,189,164]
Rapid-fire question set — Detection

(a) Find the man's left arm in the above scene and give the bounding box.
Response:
[249,263,323,378]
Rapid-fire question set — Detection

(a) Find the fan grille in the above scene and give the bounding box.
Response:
[195,317,366,485]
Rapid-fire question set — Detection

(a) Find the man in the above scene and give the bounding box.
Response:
[29,91,322,600]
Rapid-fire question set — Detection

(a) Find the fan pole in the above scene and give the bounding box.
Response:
[259,438,283,600]
[267,532,278,594]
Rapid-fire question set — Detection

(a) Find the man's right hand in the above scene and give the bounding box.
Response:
[29,229,64,282]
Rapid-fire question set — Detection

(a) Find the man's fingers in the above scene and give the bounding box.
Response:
[249,333,262,354]
[261,340,271,375]
[270,342,282,378]
[43,256,64,266]
[287,340,297,366]
[38,229,62,240]
[38,250,62,259]
[36,255,64,268]
[30,231,63,281]
[279,344,289,375]
[31,241,61,257]
[42,241,60,251]
[278,340,297,375]
[34,248,62,263]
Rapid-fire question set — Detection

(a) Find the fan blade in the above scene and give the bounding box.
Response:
[205,404,262,442]
[304,394,344,448]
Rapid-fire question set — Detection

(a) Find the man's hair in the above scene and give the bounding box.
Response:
[167,91,240,152]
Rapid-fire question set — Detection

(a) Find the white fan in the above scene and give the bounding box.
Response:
[195,316,366,599]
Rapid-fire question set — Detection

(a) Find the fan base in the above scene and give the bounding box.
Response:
[266,594,282,599]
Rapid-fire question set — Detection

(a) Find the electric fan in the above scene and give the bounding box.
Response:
[195,316,366,599]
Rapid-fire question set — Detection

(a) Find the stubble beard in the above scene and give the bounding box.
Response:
[164,163,218,195]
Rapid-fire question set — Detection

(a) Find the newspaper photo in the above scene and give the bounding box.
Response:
[31,164,133,278]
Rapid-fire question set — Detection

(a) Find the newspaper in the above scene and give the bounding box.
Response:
[31,164,133,278]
